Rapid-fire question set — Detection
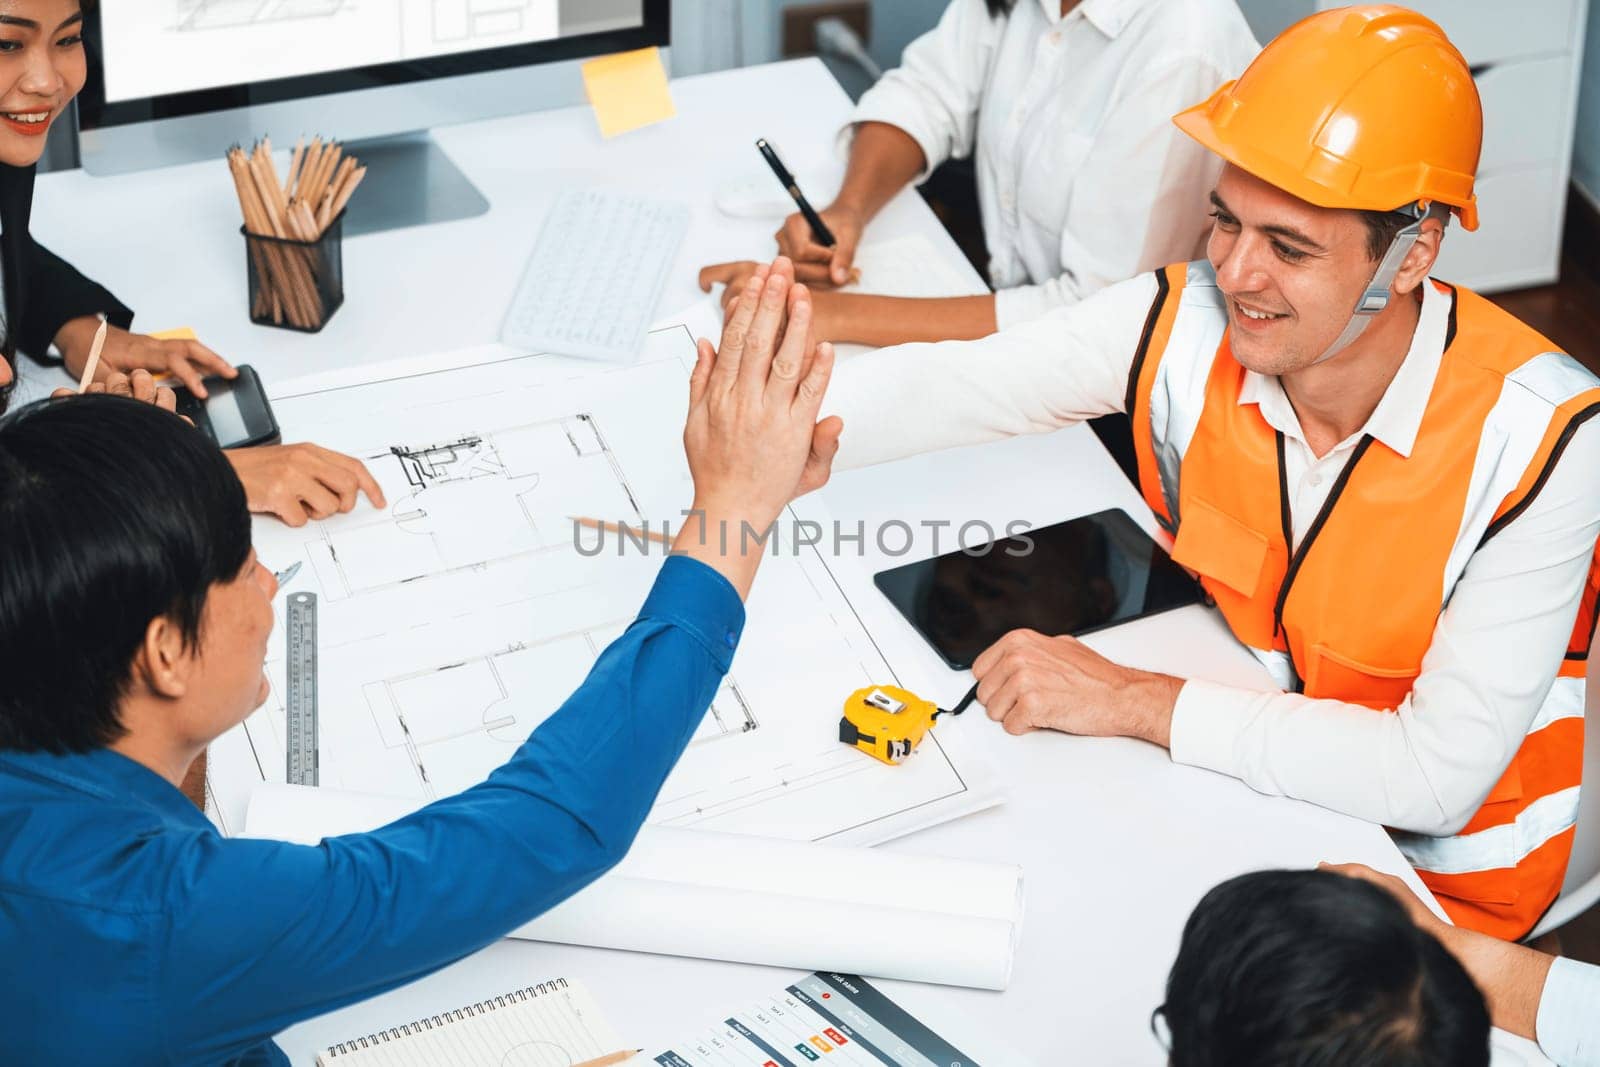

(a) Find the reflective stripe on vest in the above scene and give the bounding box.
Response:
[1127,261,1600,940]
[1393,787,1580,875]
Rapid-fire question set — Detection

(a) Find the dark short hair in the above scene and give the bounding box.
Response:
[1158,869,1490,1067]
[1360,207,1425,260]
[0,395,251,753]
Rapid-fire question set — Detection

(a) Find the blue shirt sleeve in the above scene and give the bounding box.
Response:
[1537,956,1600,1067]
[155,555,744,1063]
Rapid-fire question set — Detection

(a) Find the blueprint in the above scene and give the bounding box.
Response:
[175,0,347,31]
[174,0,544,39]
[101,2,560,104]
[304,415,642,598]
[209,325,998,845]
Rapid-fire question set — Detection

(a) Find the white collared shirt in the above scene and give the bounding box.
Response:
[826,272,1600,836]
[846,0,1258,328]
[1538,956,1600,1066]
[1235,280,1452,549]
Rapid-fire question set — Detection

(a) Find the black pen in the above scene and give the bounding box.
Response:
[756,138,836,247]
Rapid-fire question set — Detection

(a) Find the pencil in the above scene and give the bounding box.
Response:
[327,165,366,225]
[571,1051,640,1067]
[570,516,671,547]
[295,137,323,200]
[286,137,305,189]
[76,316,108,393]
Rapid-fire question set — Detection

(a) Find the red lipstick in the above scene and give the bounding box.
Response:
[1,109,52,137]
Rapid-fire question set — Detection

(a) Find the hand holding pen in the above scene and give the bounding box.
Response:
[757,139,863,288]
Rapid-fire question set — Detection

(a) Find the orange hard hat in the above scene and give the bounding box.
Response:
[1174,5,1482,230]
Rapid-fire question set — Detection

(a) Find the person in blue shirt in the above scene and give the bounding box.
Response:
[0,258,845,1065]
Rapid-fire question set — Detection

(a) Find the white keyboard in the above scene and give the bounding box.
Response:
[500,189,690,361]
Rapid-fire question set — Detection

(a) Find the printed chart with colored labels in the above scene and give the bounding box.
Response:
[651,973,980,1067]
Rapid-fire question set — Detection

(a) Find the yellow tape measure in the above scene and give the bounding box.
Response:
[838,683,979,765]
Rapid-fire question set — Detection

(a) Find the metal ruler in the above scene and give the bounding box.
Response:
[285,591,319,786]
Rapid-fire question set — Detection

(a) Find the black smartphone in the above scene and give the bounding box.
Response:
[170,364,281,448]
[873,508,1206,670]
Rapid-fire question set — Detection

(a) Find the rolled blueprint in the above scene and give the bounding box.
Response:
[245,783,1024,990]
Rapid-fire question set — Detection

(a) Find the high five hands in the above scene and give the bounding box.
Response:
[675,256,844,597]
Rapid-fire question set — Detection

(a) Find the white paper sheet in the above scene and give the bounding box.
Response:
[248,784,1025,991]
[830,233,988,361]
[845,234,982,301]
[210,322,999,849]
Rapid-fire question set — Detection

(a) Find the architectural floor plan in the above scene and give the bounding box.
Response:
[250,620,758,799]
[172,0,546,40]
[177,0,347,32]
[102,2,559,103]
[210,326,996,846]
[305,415,642,598]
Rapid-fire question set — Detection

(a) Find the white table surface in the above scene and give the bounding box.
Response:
[30,59,1549,1066]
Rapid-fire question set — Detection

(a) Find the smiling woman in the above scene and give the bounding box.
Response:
[0,0,122,406]
[0,0,397,528]
[0,0,86,157]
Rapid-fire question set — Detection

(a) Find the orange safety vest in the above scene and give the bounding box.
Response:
[1127,261,1600,939]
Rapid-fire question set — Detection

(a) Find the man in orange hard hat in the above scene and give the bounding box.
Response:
[817,5,1600,940]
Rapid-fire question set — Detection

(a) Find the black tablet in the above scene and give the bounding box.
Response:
[170,364,282,449]
[873,508,1206,670]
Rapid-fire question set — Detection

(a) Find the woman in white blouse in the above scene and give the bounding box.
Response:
[700,0,1259,348]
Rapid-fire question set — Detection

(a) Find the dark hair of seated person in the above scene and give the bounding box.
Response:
[0,394,250,753]
[1156,869,1490,1067]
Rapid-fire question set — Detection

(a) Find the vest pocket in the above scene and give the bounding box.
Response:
[1418,865,1522,910]
[1303,643,1417,711]
[1170,497,1269,599]
[1473,758,1525,816]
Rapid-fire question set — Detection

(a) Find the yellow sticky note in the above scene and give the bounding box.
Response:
[145,328,200,384]
[581,47,676,139]
[143,328,199,384]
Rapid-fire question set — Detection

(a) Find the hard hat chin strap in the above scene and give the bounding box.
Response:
[1312,202,1447,365]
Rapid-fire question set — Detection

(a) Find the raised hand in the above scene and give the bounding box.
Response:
[677,257,843,596]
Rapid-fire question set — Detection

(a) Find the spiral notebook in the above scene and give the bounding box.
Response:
[316,978,627,1065]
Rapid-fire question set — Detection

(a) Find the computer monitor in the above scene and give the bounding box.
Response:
[78,1,669,234]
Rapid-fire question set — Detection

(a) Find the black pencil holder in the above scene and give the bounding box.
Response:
[242,211,345,333]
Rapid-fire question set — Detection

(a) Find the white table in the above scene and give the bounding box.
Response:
[32,59,1547,1066]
